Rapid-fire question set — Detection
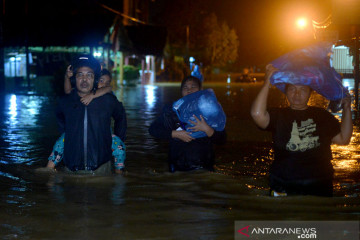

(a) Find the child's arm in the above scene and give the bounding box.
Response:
[64,65,73,94]
[80,86,112,105]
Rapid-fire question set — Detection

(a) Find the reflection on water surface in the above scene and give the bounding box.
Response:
[0,83,359,239]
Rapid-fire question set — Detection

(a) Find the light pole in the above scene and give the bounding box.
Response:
[354,32,359,113]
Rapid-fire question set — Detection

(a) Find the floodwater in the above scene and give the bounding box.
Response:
[0,82,359,240]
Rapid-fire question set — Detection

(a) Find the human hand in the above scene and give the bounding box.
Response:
[65,65,73,79]
[188,115,214,137]
[341,96,352,110]
[81,94,95,105]
[115,169,124,174]
[265,64,277,86]
[171,130,194,142]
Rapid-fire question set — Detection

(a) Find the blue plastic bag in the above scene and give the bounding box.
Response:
[270,42,349,101]
[191,65,204,82]
[172,89,226,138]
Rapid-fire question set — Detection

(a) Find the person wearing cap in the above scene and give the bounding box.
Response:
[47,55,127,174]
[63,65,113,104]
[47,68,127,173]
[250,64,352,197]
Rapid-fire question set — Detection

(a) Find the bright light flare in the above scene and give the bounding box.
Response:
[296,17,308,30]
[93,51,102,57]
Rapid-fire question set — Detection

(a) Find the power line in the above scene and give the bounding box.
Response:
[97,2,147,25]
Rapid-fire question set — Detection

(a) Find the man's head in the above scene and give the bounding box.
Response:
[285,84,312,110]
[75,66,95,96]
[181,76,202,97]
[98,69,112,88]
[70,55,101,96]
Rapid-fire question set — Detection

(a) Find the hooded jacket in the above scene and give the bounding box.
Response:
[56,90,127,171]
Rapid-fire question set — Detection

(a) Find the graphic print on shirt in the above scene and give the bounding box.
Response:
[286,119,320,152]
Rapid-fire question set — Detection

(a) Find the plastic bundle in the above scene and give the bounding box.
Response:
[172,89,226,138]
[191,65,204,81]
[270,42,349,104]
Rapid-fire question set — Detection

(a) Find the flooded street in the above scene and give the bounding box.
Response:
[0,82,359,239]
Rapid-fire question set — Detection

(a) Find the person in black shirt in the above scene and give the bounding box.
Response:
[251,64,352,197]
[149,76,226,172]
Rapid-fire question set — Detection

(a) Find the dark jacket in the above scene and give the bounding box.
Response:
[56,90,127,171]
[149,104,226,171]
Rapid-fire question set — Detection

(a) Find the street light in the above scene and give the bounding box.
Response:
[296,17,308,30]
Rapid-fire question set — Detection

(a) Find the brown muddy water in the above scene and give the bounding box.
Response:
[0,82,359,240]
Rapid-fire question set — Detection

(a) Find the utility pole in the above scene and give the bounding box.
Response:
[355,34,360,114]
[186,25,189,58]
[25,0,31,91]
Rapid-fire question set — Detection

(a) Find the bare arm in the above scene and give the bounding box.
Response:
[332,97,353,145]
[250,64,277,129]
[96,86,112,96]
[81,86,112,105]
[64,65,73,94]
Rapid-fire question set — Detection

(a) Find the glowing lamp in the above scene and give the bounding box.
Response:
[296,17,307,30]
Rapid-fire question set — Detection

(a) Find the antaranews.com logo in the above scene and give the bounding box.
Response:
[234,221,359,240]
[237,225,317,238]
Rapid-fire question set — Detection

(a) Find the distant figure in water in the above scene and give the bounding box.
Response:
[149,76,226,172]
[251,64,352,197]
[46,55,127,174]
[191,64,203,82]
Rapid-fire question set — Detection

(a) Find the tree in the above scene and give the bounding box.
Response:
[201,14,239,71]
[159,2,239,75]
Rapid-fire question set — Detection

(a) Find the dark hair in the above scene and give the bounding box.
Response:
[180,76,202,91]
[100,69,112,82]
[70,54,101,91]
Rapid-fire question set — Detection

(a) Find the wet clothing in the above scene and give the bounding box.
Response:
[149,104,226,172]
[265,106,340,196]
[48,133,126,170]
[269,174,333,197]
[56,90,127,172]
[64,160,113,175]
[48,133,65,166]
[111,134,126,169]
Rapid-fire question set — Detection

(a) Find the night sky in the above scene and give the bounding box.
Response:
[2,0,334,66]
[152,0,333,65]
[203,0,332,65]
